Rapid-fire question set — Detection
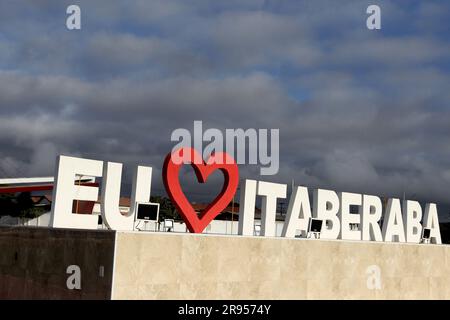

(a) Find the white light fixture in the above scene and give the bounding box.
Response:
[254,222,261,236]
[163,219,174,232]
[420,228,431,244]
[307,218,323,239]
[135,202,160,231]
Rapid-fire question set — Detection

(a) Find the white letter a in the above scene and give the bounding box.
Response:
[66,5,81,30]
[66,265,81,290]
[366,5,381,30]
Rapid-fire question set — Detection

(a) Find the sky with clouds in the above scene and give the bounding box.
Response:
[0,1,449,217]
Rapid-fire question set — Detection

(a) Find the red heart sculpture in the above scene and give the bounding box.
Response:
[162,147,239,233]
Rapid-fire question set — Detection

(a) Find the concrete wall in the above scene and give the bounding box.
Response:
[112,232,450,299]
[1,227,449,299]
[0,226,115,299]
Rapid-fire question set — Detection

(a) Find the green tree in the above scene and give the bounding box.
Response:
[17,192,46,219]
[150,196,180,221]
[0,192,46,219]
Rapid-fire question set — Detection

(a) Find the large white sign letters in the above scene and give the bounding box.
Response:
[50,155,442,244]
[50,155,152,231]
[238,181,442,244]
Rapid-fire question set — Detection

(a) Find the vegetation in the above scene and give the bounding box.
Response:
[150,195,181,221]
[0,192,46,219]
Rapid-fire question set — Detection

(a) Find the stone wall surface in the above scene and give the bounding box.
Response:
[1,227,449,299]
[0,226,115,299]
[113,232,450,299]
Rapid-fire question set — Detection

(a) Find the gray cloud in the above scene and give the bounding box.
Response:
[0,0,449,218]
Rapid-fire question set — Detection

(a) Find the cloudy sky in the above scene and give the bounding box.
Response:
[0,1,449,218]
